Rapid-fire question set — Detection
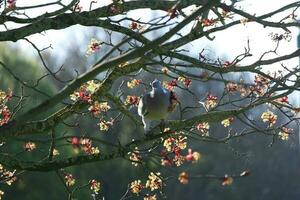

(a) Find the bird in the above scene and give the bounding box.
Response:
[138,79,177,134]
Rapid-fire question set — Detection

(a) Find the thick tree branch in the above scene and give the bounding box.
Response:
[13,0,220,124]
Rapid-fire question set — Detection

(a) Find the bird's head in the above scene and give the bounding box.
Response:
[151,79,162,89]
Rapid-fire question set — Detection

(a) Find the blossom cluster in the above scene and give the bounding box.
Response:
[23,141,37,152]
[70,80,100,103]
[163,79,177,91]
[130,22,143,31]
[250,75,270,97]
[90,179,101,194]
[222,171,250,186]
[88,101,111,116]
[130,179,143,193]
[269,32,292,42]
[273,96,289,105]
[146,172,163,191]
[98,119,114,131]
[130,172,163,200]
[118,61,129,68]
[86,38,102,56]
[261,110,277,127]
[204,93,218,110]
[225,80,250,97]
[167,8,178,19]
[64,173,76,186]
[221,117,234,127]
[163,77,192,91]
[70,137,100,155]
[0,106,10,126]
[161,67,170,74]
[278,127,293,141]
[109,0,123,14]
[0,89,12,126]
[70,80,113,132]
[222,174,233,186]
[201,18,216,27]
[0,164,17,186]
[196,122,210,136]
[6,0,16,10]
[127,79,142,89]
[64,172,101,194]
[162,133,200,167]
[128,147,142,166]
[178,172,189,184]
[240,18,251,25]
[125,95,140,106]
[177,76,192,88]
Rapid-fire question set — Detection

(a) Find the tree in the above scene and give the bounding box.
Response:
[0,0,299,199]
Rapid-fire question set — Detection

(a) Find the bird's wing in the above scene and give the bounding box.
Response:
[138,94,149,117]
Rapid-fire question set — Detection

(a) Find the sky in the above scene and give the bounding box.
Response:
[6,0,297,65]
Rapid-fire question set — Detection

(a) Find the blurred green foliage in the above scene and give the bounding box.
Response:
[0,43,56,110]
